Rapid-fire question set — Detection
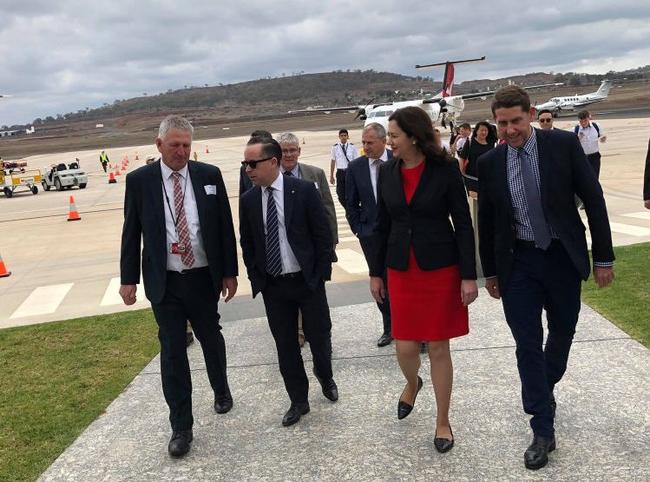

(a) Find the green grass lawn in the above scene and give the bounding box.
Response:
[583,242,650,348]
[0,309,159,482]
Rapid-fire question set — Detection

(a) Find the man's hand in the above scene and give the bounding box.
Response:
[330,174,335,185]
[600,135,607,143]
[644,199,650,210]
[461,279,479,306]
[221,277,238,302]
[119,284,137,306]
[593,266,614,288]
[484,277,500,299]
[370,276,385,303]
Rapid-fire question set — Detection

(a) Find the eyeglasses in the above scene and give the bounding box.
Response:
[241,157,273,169]
[538,118,552,123]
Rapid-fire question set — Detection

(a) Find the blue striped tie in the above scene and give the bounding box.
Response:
[518,149,551,250]
[265,187,283,276]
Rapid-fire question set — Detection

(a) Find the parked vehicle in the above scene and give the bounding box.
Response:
[42,162,88,191]
[0,164,42,198]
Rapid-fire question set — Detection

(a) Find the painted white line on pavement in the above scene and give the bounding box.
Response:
[335,248,369,274]
[10,283,74,319]
[609,222,650,236]
[622,211,650,221]
[101,277,145,306]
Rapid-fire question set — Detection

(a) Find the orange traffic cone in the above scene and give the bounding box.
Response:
[108,171,117,184]
[205,146,209,154]
[67,195,81,221]
[0,251,11,278]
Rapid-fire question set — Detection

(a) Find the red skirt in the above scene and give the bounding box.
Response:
[387,252,469,341]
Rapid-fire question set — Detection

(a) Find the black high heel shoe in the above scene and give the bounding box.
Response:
[397,376,423,420]
[434,425,454,453]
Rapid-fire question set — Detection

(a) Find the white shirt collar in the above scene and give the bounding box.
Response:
[368,149,388,163]
[160,160,189,179]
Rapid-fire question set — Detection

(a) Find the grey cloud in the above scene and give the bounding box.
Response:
[1,0,649,125]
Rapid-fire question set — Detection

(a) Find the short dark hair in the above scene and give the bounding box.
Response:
[388,106,448,164]
[247,136,282,166]
[577,110,590,120]
[537,109,553,118]
[459,122,471,130]
[491,85,531,116]
[338,129,349,135]
[250,129,272,140]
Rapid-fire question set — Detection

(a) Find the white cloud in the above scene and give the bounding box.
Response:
[1,0,649,125]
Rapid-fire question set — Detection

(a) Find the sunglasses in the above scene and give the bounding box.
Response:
[538,118,552,123]
[241,157,273,169]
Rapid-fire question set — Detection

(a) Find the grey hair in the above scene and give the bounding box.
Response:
[277,132,300,146]
[158,115,194,139]
[363,122,386,138]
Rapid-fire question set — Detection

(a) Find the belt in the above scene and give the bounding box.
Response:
[267,271,302,280]
[167,266,209,276]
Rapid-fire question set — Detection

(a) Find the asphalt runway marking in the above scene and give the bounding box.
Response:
[10,283,74,319]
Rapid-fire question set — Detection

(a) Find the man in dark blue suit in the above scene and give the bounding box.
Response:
[345,122,394,347]
[120,115,238,457]
[478,86,615,470]
[239,136,338,427]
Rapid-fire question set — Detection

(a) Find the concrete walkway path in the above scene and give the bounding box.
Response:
[39,293,649,481]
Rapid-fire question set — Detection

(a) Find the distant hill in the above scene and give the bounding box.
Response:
[13,64,650,130]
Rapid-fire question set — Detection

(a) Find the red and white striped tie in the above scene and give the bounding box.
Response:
[172,172,195,268]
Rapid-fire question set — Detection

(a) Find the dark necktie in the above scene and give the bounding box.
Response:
[342,143,347,155]
[518,149,551,250]
[265,186,282,276]
[283,170,293,176]
[171,172,195,267]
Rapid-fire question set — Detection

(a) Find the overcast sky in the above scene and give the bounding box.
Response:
[1,0,649,126]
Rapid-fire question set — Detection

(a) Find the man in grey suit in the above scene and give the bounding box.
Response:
[278,132,338,347]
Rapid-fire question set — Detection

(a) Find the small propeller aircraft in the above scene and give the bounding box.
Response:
[289,57,560,130]
[534,80,612,116]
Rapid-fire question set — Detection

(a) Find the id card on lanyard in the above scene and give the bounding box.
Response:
[162,174,189,255]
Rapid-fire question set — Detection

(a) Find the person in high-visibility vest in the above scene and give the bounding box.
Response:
[99,150,109,172]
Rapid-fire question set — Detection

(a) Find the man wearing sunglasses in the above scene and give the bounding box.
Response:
[537,109,555,130]
[239,136,338,427]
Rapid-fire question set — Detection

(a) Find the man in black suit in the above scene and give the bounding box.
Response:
[120,115,238,458]
[345,122,394,347]
[239,136,338,427]
[643,137,650,209]
[477,86,615,470]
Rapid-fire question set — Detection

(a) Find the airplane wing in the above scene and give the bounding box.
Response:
[457,82,564,101]
[287,105,362,114]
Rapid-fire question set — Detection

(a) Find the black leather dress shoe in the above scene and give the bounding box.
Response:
[282,402,310,427]
[313,368,339,402]
[524,435,556,470]
[434,426,454,453]
[168,429,193,458]
[214,392,233,414]
[377,333,393,347]
[397,376,423,420]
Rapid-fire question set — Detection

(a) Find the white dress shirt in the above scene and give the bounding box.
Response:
[262,173,301,274]
[160,161,208,271]
[576,123,603,155]
[330,142,359,169]
[368,149,389,202]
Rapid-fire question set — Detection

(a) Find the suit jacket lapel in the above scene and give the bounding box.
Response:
[251,186,264,244]
[409,158,433,207]
[390,160,408,209]
[360,157,374,203]
[187,161,207,231]
[151,161,165,232]
[283,177,295,227]
[535,130,551,207]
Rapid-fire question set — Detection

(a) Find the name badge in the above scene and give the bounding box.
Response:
[170,243,187,254]
[204,184,217,195]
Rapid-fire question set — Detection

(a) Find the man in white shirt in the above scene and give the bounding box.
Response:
[329,128,359,208]
[239,136,338,427]
[120,115,238,458]
[575,110,607,179]
[345,123,394,347]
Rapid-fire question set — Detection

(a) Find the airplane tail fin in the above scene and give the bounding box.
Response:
[597,80,612,97]
[441,63,454,97]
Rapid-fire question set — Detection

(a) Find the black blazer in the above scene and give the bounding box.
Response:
[643,137,650,201]
[120,160,238,304]
[345,150,394,239]
[239,174,333,297]
[239,164,253,196]
[477,128,614,291]
[369,156,476,280]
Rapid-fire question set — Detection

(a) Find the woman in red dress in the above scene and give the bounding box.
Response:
[369,107,478,453]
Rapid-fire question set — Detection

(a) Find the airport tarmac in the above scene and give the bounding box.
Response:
[1,118,649,329]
